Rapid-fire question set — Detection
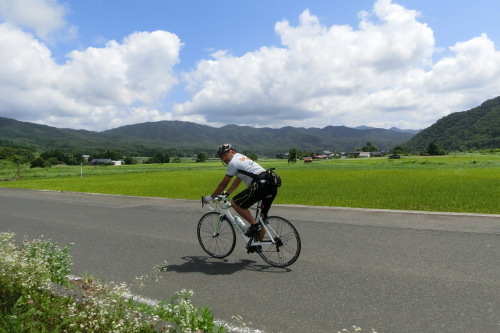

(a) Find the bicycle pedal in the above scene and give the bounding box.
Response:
[246,245,261,254]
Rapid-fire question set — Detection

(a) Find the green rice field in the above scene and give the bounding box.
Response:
[1,154,499,214]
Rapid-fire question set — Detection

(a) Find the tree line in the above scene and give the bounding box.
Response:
[0,142,459,170]
[392,142,447,156]
[0,147,218,168]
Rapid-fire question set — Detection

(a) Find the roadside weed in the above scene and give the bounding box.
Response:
[0,232,226,332]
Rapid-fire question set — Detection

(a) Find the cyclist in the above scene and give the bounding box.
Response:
[203,143,278,240]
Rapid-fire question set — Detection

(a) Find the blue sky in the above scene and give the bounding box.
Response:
[1,0,499,131]
[60,0,499,66]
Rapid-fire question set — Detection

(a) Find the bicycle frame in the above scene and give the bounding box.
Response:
[199,193,301,267]
[203,194,278,247]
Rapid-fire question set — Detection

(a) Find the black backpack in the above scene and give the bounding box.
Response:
[265,168,281,187]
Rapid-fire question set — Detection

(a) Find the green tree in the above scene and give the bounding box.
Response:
[288,148,297,163]
[89,150,123,161]
[196,152,207,162]
[123,157,136,165]
[303,151,314,158]
[360,142,379,152]
[46,157,60,166]
[391,145,406,155]
[247,153,258,161]
[11,155,30,180]
[68,151,85,165]
[105,150,123,160]
[155,152,170,163]
[0,147,35,161]
[427,142,447,155]
[144,152,170,164]
[40,150,65,164]
[37,150,84,165]
[30,157,48,168]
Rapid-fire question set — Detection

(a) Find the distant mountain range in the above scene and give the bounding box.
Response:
[1,95,498,155]
[0,117,415,155]
[356,125,421,135]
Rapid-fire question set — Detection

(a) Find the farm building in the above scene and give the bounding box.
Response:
[90,159,122,165]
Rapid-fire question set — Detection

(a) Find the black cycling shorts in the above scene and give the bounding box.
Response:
[232,182,277,216]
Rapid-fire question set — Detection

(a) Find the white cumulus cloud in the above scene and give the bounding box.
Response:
[0,0,68,40]
[0,23,182,129]
[174,0,500,130]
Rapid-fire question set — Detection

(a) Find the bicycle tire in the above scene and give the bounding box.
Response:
[197,212,236,259]
[257,216,301,267]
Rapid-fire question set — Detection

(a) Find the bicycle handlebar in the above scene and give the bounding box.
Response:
[201,193,230,211]
[215,193,229,201]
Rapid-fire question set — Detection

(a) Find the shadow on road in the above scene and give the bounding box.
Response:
[161,256,291,275]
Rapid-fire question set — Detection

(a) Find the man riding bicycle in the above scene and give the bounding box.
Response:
[203,144,278,239]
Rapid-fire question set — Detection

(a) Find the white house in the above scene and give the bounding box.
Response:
[90,159,122,165]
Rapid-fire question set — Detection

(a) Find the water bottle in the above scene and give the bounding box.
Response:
[234,216,247,232]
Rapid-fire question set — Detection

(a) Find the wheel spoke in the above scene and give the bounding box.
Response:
[257,216,301,267]
[197,212,236,258]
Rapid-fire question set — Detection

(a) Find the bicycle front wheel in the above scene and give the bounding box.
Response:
[197,212,236,258]
[257,216,301,267]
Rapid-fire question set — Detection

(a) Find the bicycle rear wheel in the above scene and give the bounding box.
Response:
[197,212,236,258]
[257,216,301,267]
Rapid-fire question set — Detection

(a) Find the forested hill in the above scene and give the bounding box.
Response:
[0,117,414,155]
[403,96,500,151]
[102,122,415,154]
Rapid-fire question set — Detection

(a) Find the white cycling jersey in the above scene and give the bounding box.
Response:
[226,153,266,186]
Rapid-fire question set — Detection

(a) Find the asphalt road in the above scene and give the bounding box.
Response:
[1,188,499,333]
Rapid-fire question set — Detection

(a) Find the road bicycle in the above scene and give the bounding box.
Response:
[198,193,301,268]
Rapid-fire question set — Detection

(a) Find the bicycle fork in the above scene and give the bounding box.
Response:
[211,214,225,237]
